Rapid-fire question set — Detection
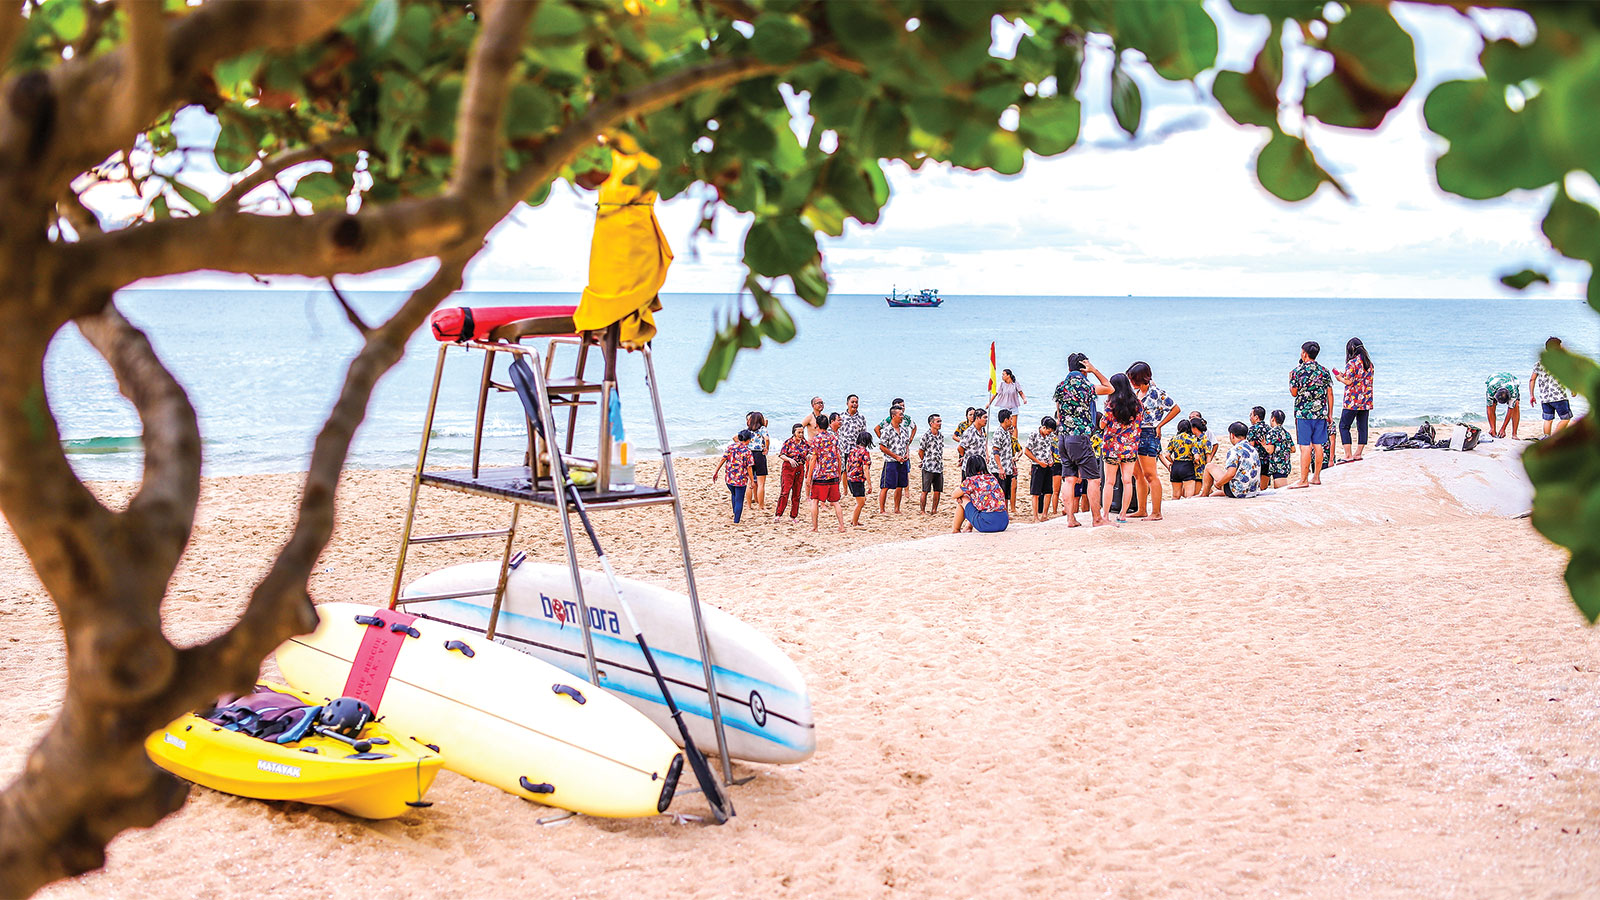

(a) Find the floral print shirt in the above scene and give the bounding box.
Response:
[845,445,872,483]
[1024,430,1055,466]
[808,431,842,481]
[958,425,989,462]
[1053,372,1096,436]
[1193,433,1213,468]
[779,434,810,467]
[1265,424,1293,474]
[961,474,1007,513]
[917,430,945,472]
[1137,384,1176,429]
[880,420,913,460]
[1164,433,1197,462]
[1531,362,1570,403]
[837,412,867,449]
[1246,421,1271,458]
[720,442,753,487]
[748,426,769,453]
[1332,357,1374,411]
[1485,371,1520,404]
[1222,441,1261,497]
[1099,409,1139,461]
[1290,361,1334,420]
[990,428,1017,475]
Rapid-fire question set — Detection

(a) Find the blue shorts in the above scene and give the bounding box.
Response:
[880,459,909,489]
[1295,418,1330,446]
[1136,427,1160,457]
[1542,399,1573,420]
[964,504,1009,533]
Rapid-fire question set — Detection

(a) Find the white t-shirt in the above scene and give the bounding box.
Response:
[994,382,1022,411]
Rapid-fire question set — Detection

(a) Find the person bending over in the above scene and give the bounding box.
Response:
[1484,372,1521,439]
[951,455,1009,534]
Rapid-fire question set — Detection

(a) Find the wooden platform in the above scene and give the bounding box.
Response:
[419,466,674,511]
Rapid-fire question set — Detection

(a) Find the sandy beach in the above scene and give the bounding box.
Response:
[3,428,1597,898]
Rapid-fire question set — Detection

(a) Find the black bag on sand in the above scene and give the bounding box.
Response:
[1376,432,1407,450]
[1393,422,1436,451]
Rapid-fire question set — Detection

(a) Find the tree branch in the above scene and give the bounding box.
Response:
[0,1,25,75]
[452,0,539,196]
[178,251,474,686]
[75,303,201,573]
[218,137,365,210]
[118,0,168,137]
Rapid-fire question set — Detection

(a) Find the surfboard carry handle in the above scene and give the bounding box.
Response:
[551,683,586,705]
[354,614,384,627]
[389,622,421,638]
[444,639,476,658]
[519,776,556,794]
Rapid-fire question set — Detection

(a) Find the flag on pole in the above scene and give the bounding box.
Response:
[987,342,998,395]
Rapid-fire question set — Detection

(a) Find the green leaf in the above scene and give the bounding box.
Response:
[171,180,214,214]
[697,328,739,393]
[857,102,911,161]
[802,197,846,237]
[1539,344,1600,400]
[750,13,811,65]
[743,217,818,277]
[1499,269,1551,291]
[1254,130,1331,202]
[1304,5,1416,130]
[1213,69,1276,128]
[149,194,170,220]
[1230,1,1323,23]
[47,0,86,43]
[293,171,349,212]
[506,82,556,139]
[1055,40,1084,98]
[1018,95,1080,156]
[1110,61,1142,137]
[826,2,895,59]
[531,2,587,41]
[213,115,258,175]
[214,49,266,97]
[822,157,881,225]
[1524,417,1600,621]
[1542,189,1600,264]
[751,279,797,343]
[792,260,829,307]
[1112,1,1217,82]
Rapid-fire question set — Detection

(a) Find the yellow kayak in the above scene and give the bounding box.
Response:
[145,683,442,819]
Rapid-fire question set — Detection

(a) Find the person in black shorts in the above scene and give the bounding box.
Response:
[1023,416,1058,522]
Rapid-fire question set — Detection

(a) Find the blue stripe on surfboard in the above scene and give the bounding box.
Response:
[418,599,814,753]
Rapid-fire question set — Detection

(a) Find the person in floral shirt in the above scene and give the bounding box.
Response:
[1126,361,1181,522]
[806,422,846,533]
[1484,371,1521,438]
[1099,373,1142,524]
[845,432,874,527]
[711,430,755,523]
[877,405,914,515]
[771,423,809,522]
[1332,337,1375,463]
[837,393,868,450]
[1245,407,1272,491]
[745,411,770,513]
[1204,422,1261,499]
[1160,418,1200,500]
[1288,341,1334,489]
[990,409,1019,506]
[1529,336,1574,437]
[1053,354,1114,527]
[951,455,1009,534]
[917,413,947,515]
[1023,416,1058,522]
[1266,410,1294,488]
[959,408,990,464]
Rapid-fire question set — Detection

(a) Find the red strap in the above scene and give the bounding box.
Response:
[341,610,417,712]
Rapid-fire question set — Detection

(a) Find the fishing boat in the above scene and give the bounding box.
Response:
[886,287,943,308]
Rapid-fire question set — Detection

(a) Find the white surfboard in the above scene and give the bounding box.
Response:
[275,602,683,818]
[401,561,815,765]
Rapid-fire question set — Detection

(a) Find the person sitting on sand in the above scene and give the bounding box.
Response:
[710,430,754,524]
[845,432,873,527]
[1024,416,1058,522]
[917,413,946,515]
[1289,341,1335,489]
[1100,373,1142,524]
[1485,372,1520,438]
[1161,418,1199,500]
[806,418,846,533]
[959,408,989,464]
[951,455,1009,534]
[1245,407,1271,491]
[1265,410,1293,489]
[803,396,826,438]
[772,423,809,523]
[1530,337,1573,437]
[1190,414,1214,497]
[877,405,914,514]
[1206,422,1261,499]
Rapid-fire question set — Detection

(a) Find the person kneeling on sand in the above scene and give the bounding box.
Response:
[1205,422,1262,499]
[952,456,1009,534]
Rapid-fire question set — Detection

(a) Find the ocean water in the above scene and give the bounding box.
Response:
[45,290,1600,481]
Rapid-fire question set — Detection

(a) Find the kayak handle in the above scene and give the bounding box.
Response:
[552,684,586,705]
[390,622,421,638]
[444,639,476,658]
[354,615,383,627]
[519,777,555,794]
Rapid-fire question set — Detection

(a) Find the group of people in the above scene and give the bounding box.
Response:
[712,333,1573,534]
[1484,337,1577,439]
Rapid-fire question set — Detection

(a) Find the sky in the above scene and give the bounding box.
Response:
[130,2,1590,301]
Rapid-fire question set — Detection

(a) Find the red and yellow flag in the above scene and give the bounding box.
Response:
[987,342,997,394]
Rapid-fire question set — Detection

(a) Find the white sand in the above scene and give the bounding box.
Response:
[3,432,1597,898]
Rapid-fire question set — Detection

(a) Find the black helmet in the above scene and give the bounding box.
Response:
[319,697,373,736]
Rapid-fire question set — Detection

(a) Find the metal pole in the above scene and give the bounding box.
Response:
[529,347,601,685]
[641,345,735,783]
[483,502,520,640]
[472,348,494,478]
[388,344,449,609]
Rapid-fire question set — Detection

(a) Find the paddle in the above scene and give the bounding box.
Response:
[560,476,735,825]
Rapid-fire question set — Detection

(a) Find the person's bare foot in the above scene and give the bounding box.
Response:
[1146,515,1163,522]
[837,526,847,533]
[1309,478,1321,485]
[1288,482,1311,490]
[1065,516,1081,527]
[1127,511,1147,519]
[1091,517,1109,527]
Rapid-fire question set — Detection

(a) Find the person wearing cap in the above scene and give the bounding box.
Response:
[1485,371,1521,438]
